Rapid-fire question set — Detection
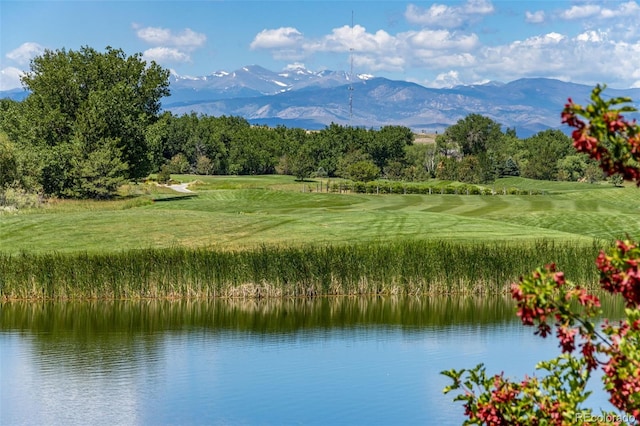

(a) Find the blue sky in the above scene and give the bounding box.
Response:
[2,0,640,90]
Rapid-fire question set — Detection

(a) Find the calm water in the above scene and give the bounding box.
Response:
[0,296,624,425]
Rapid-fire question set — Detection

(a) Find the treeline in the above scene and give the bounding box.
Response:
[148,112,605,187]
[147,114,413,181]
[0,46,609,201]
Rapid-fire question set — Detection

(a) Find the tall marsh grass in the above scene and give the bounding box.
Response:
[0,240,604,300]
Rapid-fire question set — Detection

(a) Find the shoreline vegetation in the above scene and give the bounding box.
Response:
[2,174,635,301]
[1,240,603,301]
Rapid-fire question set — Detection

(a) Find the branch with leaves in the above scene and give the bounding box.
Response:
[443,86,640,425]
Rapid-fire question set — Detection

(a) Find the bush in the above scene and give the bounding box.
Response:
[157,165,171,184]
[347,160,380,182]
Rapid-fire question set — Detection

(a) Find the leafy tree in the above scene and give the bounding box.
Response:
[438,114,503,157]
[0,133,18,188]
[366,125,413,170]
[557,154,588,181]
[347,160,380,182]
[457,155,483,184]
[195,155,214,175]
[502,157,520,177]
[19,46,170,197]
[290,144,316,181]
[156,164,171,184]
[405,143,438,179]
[167,153,190,174]
[522,129,573,180]
[435,157,458,181]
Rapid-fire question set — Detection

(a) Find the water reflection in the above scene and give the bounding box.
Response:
[0,295,626,426]
[2,295,520,334]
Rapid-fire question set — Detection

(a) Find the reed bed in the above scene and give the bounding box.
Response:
[0,239,604,300]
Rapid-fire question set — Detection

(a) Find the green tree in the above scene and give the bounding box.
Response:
[405,143,438,179]
[522,129,573,180]
[195,155,214,175]
[557,154,588,181]
[435,157,458,181]
[502,157,520,177]
[366,125,413,170]
[166,153,190,174]
[347,160,380,182]
[0,133,19,188]
[457,155,483,184]
[290,144,316,181]
[439,114,503,157]
[19,46,170,197]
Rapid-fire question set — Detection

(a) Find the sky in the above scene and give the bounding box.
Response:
[1,0,640,91]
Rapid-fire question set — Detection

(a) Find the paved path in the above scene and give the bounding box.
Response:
[166,182,194,193]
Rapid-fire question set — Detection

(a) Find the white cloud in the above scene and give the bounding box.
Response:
[307,25,397,53]
[404,29,479,51]
[431,70,462,88]
[559,1,640,21]
[404,0,494,28]
[6,42,45,65]
[0,67,24,90]
[135,26,206,48]
[143,47,190,63]
[525,10,545,24]
[352,54,405,73]
[250,27,303,49]
[560,4,602,20]
[283,62,306,71]
[576,30,606,43]
[249,4,640,89]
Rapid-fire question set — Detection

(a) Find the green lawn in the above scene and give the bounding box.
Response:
[2,175,639,255]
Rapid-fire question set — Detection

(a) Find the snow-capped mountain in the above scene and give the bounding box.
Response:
[2,64,639,137]
[164,68,640,137]
[167,64,371,104]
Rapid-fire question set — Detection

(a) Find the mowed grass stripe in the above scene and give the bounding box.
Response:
[1,175,638,255]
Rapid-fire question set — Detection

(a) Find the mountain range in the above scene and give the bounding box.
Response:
[3,64,640,137]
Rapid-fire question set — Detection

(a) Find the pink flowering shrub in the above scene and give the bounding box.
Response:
[443,86,640,425]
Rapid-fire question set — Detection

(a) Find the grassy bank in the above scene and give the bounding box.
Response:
[0,239,603,300]
[2,175,640,255]
[2,175,637,299]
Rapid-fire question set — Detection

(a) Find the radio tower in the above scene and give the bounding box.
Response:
[348,11,354,125]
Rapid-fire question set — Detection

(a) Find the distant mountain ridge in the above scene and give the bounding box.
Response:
[3,64,639,137]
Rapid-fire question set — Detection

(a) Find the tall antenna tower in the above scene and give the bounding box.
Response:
[348,10,354,125]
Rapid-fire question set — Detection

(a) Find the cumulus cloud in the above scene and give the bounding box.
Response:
[309,25,397,53]
[431,70,463,88]
[525,10,545,24]
[135,25,206,48]
[404,0,494,28]
[404,29,479,51]
[601,1,640,18]
[250,27,303,49]
[6,42,45,65]
[560,4,601,20]
[576,30,606,43]
[559,1,640,21]
[249,2,640,89]
[0,67,24,90]
[143,47,190,63]
[133,24,206,64]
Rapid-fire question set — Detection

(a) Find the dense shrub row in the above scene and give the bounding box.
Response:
[329,181,544,195]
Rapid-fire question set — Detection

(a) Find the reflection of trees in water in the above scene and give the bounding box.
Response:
[0,294,626,380]
[2,295,626,338]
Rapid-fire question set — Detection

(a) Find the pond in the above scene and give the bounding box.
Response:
[0,296,625,425]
